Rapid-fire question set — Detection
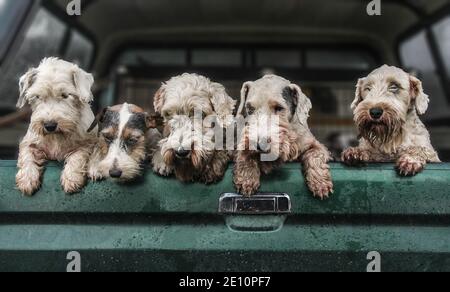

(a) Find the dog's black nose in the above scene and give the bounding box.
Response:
[109,169,123,178]
[369,108,384,120]
[44,121,58,132]
[175,149,191,158]
[257,139,271,153]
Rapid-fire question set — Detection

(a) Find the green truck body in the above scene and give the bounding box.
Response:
[0,160,449,272]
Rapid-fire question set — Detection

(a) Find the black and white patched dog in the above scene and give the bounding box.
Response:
[88,103,161,181]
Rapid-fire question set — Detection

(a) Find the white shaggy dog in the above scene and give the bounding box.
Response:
[152,73,236,184]
[234,75,333,199]
[15,57,97,195]
[342,65,440,175]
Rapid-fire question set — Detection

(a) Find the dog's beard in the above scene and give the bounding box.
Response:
[162,147,214,182]
[191,149,214,169]
[161,121,216,182]
[31,118,78,137]
[278,121,300,162]
[355,107,405,149]
[118,147,146,182]
[239,120,299,163]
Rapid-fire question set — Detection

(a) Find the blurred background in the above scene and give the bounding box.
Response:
[0,0,449,160]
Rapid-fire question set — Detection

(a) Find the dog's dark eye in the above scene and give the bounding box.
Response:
[364,87,372,92]
[389,84,400,93]
[274,105,284,113]
[126,138,139,146]
[246,105,256,115]
[102,135,114,144]
[189,109,207,119]
[61,93,69,99]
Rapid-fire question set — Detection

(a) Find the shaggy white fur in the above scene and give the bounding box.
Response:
[234,75,333,199]
[16,57,97,195]
[343,65,440,176]
[152,73,235,184]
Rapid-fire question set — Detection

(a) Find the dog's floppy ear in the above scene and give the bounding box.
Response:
[88,107,108,133]
[153,85,166,114]
[237,82,253,117]
[73,68,94,103]
[289,84,312,126]
[351,78,366,111]
[145,113,164,129]
[282,86,300,120]
[410,75,429,115]
[17,68,39,108]
[210,82,236,127]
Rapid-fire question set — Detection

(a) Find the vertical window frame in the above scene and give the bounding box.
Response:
[397,4,450,103]
[41,0,97,71]
[432,16,450,77]
[0,0,34,65]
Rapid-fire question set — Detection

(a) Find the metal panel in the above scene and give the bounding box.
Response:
[0,161,449,216]
[0,161,449,271]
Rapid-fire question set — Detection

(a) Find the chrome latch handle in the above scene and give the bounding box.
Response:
[219,193,291,215]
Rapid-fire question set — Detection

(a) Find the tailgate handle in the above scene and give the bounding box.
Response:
[219,193,291,215]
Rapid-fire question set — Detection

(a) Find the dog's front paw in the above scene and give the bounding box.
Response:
[61,171,86,194]
[152,160,173,177]
[234,178,260,197]
[307,179,333,200]
[342,147,370,166]
[88,168,105,182]
[397,156,425,177]
[16,169,41,196]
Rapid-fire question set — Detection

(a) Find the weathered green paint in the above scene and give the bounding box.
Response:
[0,160,449,272]
[1,161,449,215]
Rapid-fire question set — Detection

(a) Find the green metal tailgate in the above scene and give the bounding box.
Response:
[0,160,449,272]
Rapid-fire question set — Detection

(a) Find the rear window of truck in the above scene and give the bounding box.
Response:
[0,0,32,63]
[0,6,95,109]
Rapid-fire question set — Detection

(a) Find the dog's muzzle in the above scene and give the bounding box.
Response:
[44,121,58,133]
[369,108,384,120]
[109,168,123,179]
[175,148,191,159]
[257,138,272,153]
